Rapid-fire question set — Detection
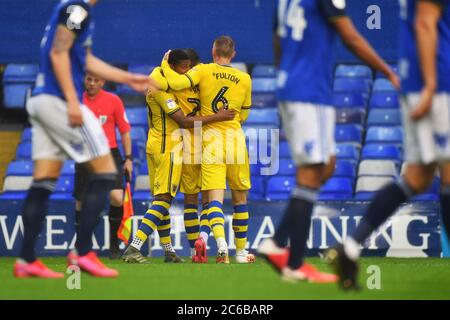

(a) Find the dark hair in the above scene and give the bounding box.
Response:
[168,49,190,66]
[183,48,201,66]
[213,35,235,58]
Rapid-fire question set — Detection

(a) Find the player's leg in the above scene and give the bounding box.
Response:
[15,95,71,278]
[184,193,200,258]
[439,162,450,240]
[109,188,124,259]
[206,189,229,263]
[108,148,126,259]
[258,102,336,283]
[73,162,89,236]
[14,159,65,278]
[180,163,201,259]
[227,142,255,264]
[201,159,229,263]
[327,93,439,289]
[230,189,255,264]
[194,191,210,263]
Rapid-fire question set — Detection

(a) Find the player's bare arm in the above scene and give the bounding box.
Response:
[332,17,400,90]
[121,131,133,180]
[86,51,159,94]
[170,107,235,129]
[410,0,442,121]
[50,25,82,127]
[160,59,198,91]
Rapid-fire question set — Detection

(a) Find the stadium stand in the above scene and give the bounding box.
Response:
[1,62,420,203]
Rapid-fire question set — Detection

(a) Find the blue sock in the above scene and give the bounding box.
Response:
[353,179,413,244]
[283,185,318,270]
[440,185,450,239]
[76,173,116,256]
[20,179,57,263]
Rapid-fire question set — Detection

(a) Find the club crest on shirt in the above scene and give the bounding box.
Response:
[99,115,107,125]
[166,99,177,110]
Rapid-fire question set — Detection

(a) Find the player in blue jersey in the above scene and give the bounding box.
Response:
[13,0,155,278]
[326,0,450,290]
[258,0,399,283]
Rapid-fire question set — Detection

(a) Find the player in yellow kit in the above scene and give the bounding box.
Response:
[123,49,235,263]
[161,36,256,264]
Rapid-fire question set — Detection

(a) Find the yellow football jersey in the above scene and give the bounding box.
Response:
[146,67,182,154]
[161,61,252,132]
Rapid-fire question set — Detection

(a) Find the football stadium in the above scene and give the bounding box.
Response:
[1,0,450,302]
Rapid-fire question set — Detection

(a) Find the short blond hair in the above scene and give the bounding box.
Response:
[213,35,235,58]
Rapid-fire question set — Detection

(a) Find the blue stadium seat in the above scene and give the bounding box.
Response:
[251,92,277,108]
[21,127,32,142]
[335,64,372,78]
[128,64,155,75]
[369,92,399,109]
[335,124,363,145]
[61,161,75,176]
[50,193,74,200]
[333,78,371,94]
[252,78,277,92]
[373,78,396,92]
[266,176,295,200]
[133,191,153,201]
[6,161,33,176]
[320,177,353,198]
[376,64,399,78]
[249,176,265,200]
[367,109,401,127]
[117,126,147,143]
[252,65,277,78]
[279,141,291,158]
[333,93,367,108]
[335,144,360,162]
[245,109,280,127]
[16,142,32,160]
[334,160,356,179]
[139,160,149,175]
[3,64,39,82]
[126,108,148,128]
[4,83,32,108]
[0,191,28,200]
[361,144,402,161]
[335,108,366,125]
[118,142,146,163]
[365,126,403,144]
[277,158,296,176]
[55,176,74,193]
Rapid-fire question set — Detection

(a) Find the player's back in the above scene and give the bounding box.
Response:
[147,68,182,154]
[399,0,450,93]
[198,63,251,132]
[33,0,94,101]
[276,0,341,105]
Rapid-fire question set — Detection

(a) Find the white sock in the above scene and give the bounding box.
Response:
[200,231,209,243]
[343,237,361,261]
[236,249,247,256]
[216,237,227,251]
[162,242,175,253]
[131,237,144,251]
[190,248,195,257]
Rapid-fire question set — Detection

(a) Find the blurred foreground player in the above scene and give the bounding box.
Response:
[122,50,235,263]
[74,73,133,259]
[326,0,450,290]
[14,0,153,278]
[258,0,399,283]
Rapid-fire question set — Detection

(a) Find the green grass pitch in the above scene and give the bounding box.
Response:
[1,257,450,300]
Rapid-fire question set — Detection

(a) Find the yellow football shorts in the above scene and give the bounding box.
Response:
[200,131,251,191]
[147,150,182,198]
